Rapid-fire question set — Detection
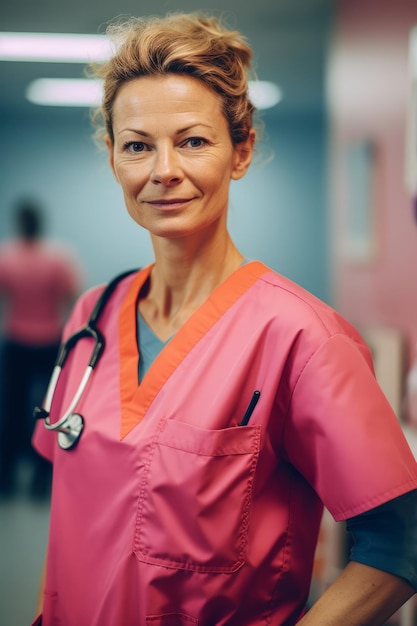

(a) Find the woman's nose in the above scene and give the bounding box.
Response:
[151,146,183,186]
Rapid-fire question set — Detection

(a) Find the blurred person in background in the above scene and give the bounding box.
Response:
[0,197,83,499]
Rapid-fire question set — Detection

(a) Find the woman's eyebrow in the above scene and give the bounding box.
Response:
[176,123,213,134]
[116,128,151,137]
[116,122,214,138]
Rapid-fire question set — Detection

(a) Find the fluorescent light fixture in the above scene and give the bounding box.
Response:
[2,31,282,109]
[0,32,113,63]
[26,77,283,109]
[249,81,283,109]
[26,78,103,106]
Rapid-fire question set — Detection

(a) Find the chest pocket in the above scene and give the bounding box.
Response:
[134,418,261,573]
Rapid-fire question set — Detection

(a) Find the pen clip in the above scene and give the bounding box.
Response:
[239,390,260,426]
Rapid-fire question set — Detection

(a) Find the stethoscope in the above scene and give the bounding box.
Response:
[34,269,137,450]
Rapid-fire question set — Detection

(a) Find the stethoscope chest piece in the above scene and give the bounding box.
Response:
[57,413,85,450]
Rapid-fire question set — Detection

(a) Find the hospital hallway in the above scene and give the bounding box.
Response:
[0,460,415,625]
[0,460,50,625]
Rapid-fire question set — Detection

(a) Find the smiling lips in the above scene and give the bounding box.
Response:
[145,198,193,209]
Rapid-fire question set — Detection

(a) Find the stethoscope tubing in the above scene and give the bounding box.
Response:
[35,268,138,449]
[43,365,93,432]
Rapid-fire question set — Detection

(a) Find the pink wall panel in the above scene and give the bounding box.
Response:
[328,0,417,369]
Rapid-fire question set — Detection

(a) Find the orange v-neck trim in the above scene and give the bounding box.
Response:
[118,260,269,439]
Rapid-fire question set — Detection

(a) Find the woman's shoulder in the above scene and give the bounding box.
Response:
[253,263,364,345]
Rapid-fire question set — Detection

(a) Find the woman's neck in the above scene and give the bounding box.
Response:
[139,233,244,341]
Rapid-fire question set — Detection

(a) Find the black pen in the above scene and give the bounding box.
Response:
[239,390,261,426]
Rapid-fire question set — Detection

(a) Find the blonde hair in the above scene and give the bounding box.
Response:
[90,13,257,145]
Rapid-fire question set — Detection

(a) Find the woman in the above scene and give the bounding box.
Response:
[32,13,417,626]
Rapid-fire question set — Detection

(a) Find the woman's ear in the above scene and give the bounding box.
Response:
[231,129,256,181]
[105,136,119,183]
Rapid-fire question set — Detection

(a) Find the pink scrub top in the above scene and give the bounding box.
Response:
[33,261,417,626]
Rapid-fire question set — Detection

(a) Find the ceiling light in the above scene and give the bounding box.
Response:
[249,81,283,109]
[2,32,282,110]
[0,32,113,63]
[26,78,103,106]
[26,77,283,109]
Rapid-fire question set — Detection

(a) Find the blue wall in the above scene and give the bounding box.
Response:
[0,109,329,302]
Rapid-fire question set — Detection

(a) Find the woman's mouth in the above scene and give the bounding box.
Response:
[145,198,192,210]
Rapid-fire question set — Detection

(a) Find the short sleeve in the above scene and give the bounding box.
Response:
[284,333,417,521]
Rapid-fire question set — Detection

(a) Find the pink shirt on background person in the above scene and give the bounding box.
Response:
[0,239,83,345]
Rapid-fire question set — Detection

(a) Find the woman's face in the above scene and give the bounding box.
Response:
[107,74,254,241]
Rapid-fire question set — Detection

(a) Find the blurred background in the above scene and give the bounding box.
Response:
[1,0,417,623]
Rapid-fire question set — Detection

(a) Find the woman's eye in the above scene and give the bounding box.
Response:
[125,141,147,153]
[185,137,206,148]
